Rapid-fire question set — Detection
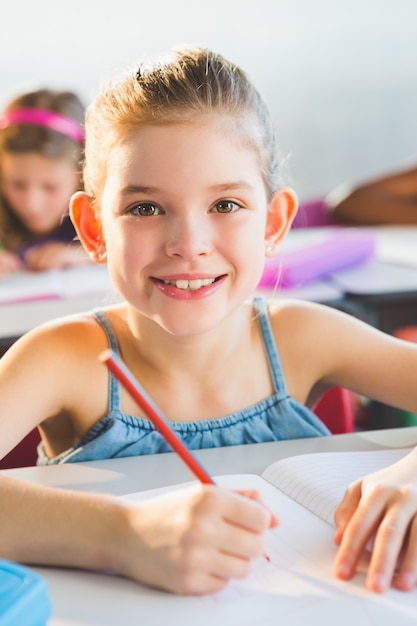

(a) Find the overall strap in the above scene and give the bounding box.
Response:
[253,296,287,394]
[91,309,121,410]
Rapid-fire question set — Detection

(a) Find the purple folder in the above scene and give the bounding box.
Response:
[258,229,376,289]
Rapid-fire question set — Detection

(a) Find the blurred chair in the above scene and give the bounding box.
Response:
[0,429,40,470]
[394,325,417,343]
[314,386,356,434]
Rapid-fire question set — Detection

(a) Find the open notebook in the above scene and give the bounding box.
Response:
[0,265,114,305]
[120,446,417,625]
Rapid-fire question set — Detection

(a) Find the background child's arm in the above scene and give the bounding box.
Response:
[23,241,91,271]
[325,166,417,226]
[0,248,22,276]
[333,447,417,593]
[0,477,275,594]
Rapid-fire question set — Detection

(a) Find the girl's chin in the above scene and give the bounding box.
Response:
[153,310,225,338]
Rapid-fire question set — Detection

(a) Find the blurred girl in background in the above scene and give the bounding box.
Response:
[0,88,90,276]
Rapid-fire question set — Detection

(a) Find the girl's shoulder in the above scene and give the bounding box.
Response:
[265,296,329,323]
[4,304,126,364]
[264,296,359,345]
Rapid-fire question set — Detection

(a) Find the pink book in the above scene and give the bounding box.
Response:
[258,229,376,289]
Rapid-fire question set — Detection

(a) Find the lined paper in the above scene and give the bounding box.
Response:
[262,447,412,525]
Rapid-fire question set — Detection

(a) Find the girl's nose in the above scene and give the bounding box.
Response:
[164,215,212,259]
[20,188,44,215]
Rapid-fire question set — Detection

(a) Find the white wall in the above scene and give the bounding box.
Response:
[2,0,417,201]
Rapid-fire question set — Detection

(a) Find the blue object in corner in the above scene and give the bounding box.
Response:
[0,560,52,625]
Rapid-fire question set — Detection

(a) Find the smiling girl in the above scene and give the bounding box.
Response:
[1,46,417,595]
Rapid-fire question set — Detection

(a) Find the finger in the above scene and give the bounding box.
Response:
[334,481,362,544]
[193,489,271,560]
[220,519,267,562]
[334,492,386,581]
[395,517,417,591]
[172,554,253,595]
[213,550,253,581]
[365,504,411,593]
[162,525,260,594]
[224,490,277,532]
[236,489,279,528]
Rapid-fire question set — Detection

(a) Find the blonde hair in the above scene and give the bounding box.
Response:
[84,46,280,205]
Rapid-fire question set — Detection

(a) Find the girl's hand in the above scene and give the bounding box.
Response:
[333,448,417,593]
[0,250,22,277]
[115,485,278,595]
[23,242,90,271]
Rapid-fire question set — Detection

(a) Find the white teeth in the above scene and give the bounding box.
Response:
[162,278,215,290]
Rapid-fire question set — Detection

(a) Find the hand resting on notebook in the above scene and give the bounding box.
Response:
[334,446,417,593]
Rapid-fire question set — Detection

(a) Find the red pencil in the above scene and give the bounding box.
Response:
[100,349,271,563]
[99,349,215,485]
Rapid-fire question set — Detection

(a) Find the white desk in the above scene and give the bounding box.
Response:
[0,266,120,351]
[331,258,417,295]
[0,292,116,339]
[4,427,417,625]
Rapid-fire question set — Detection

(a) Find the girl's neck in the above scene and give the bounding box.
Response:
[109,300,268,423]
[114,301,254,380]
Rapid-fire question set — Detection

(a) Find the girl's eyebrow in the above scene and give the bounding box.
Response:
[210,181,254,192]
[120,184,157,196]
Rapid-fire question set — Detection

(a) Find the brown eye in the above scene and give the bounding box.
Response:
[213,200,239,214]
[130,203,160,216]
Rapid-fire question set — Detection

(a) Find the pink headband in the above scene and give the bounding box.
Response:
[0,108,85,143]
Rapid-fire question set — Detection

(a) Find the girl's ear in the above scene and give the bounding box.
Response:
[264,188,298,257]
[69,191,107,264]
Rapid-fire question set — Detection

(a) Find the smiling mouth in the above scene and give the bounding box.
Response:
[158,277,222,291]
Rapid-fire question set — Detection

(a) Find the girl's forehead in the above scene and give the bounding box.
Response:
[105,123,261,183]
[106,116,263,171]
[109,112,260,149]
[99,119,267,206]
[1,152,77,178]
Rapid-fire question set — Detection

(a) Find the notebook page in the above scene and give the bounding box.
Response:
[0,270,64,304]
[0,265,114,304]
[117,472,417,624]
[261,447,412,526]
